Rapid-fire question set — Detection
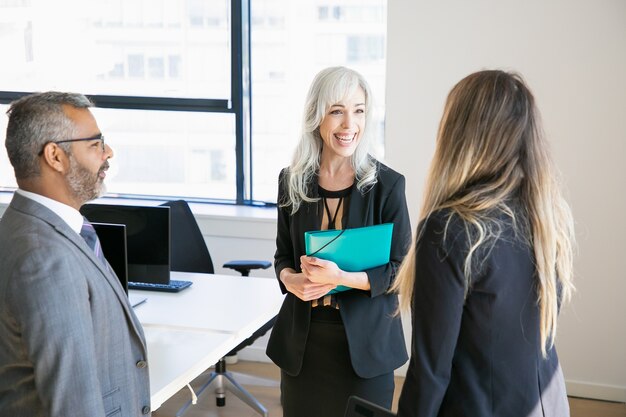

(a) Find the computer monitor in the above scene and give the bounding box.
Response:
[92,222,128,293]
[81,204,171,285]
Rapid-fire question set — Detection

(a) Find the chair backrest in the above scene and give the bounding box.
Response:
[160,200,214,274]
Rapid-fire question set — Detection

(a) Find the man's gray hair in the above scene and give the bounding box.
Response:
[5,91,93,179]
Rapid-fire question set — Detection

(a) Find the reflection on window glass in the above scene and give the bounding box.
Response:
[90,108,237,200]
[318,6,328,20]
[347,36,385,63]
[0,105,237,201]
[148,57,165,78]
[128,54,145,78]
[108,62,124,78]
[251,0,388,203]
[333,6,342,20]
[168,55,182,78]
[0,0,231,98]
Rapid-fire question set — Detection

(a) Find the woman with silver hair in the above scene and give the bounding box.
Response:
[266,66,411,417]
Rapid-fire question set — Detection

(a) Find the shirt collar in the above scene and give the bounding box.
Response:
[16,189,84,234]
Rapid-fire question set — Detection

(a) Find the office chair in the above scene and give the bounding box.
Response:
[160,200,275,417]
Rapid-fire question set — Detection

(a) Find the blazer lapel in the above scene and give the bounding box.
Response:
[302,175,321,233]
[346,184,370,229]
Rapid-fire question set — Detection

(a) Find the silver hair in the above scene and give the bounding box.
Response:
[5,91,93,179]
[282,66,378,213]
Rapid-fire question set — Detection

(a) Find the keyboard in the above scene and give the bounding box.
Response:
[128,279,193,293]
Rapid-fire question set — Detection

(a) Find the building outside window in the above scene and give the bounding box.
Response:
[0,0,387,205]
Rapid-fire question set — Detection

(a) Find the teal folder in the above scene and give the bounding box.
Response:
[304,223,394,294]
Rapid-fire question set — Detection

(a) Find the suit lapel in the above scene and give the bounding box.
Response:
[53,222,147,348]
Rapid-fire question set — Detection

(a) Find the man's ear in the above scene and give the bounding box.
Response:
[41,142,69,174]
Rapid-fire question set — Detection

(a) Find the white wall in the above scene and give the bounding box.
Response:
[385,0,626,402]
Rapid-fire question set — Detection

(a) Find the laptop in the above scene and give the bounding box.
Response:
[81,204,191,293]
[344,396,396,417]
[92,222,147,308]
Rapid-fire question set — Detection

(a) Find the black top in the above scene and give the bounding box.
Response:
[397,209,569,417]
[267,160,412,378]
[317,184,353,198]
[318,183,352,230]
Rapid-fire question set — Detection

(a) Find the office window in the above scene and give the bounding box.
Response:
[0,0,235,203]
[250,0,388,202]
[0,0,387,205]
[0,0,230,99]
[90,107,237,200]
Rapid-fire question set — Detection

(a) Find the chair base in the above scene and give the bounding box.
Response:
[176,368,269,417]
[228,370,280,388]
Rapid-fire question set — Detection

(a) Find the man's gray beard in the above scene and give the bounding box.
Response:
[66,154,104,204]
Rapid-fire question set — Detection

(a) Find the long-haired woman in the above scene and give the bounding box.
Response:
[394,70,575,417]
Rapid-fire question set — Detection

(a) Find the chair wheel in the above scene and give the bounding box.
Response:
[216,397,226,407]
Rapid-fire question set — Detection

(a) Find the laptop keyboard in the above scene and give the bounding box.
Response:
[128,279,193,293]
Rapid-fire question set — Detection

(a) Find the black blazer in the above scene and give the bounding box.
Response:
[397,209,569,417]
[266,161,411,378]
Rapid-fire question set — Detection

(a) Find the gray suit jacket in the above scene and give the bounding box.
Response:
[0,193,151,417]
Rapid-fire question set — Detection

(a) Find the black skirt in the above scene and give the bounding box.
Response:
[280,307,394,417]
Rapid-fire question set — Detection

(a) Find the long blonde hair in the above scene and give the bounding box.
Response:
[392,70,575,356]
[281,66,378,213]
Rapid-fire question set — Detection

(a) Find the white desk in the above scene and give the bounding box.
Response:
[131,272,284,411]
[143,326,235,410]
[133,272,283,338]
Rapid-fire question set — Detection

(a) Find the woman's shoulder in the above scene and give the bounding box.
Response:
[375,160,403,180]
[418,209,468,252]
[278,166,297,187]
[371,160,405,191]
[419,207,527,259]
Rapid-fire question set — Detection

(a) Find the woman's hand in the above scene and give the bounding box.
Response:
[301,255,371,291]
[300,256,343,286]
[280,268,336,301]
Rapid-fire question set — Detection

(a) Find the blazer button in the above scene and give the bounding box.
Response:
[142,405,151,414]
[136,360,147,369]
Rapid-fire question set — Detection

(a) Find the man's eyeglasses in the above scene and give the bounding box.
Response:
[54,133,106,152]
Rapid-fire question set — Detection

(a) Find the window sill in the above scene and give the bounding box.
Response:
[0,191,277,240]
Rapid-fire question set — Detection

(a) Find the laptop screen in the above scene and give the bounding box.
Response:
[92,222,128,293]
[81,204,171,285]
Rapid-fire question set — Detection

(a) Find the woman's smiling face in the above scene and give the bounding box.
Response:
[318,86,366,160]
